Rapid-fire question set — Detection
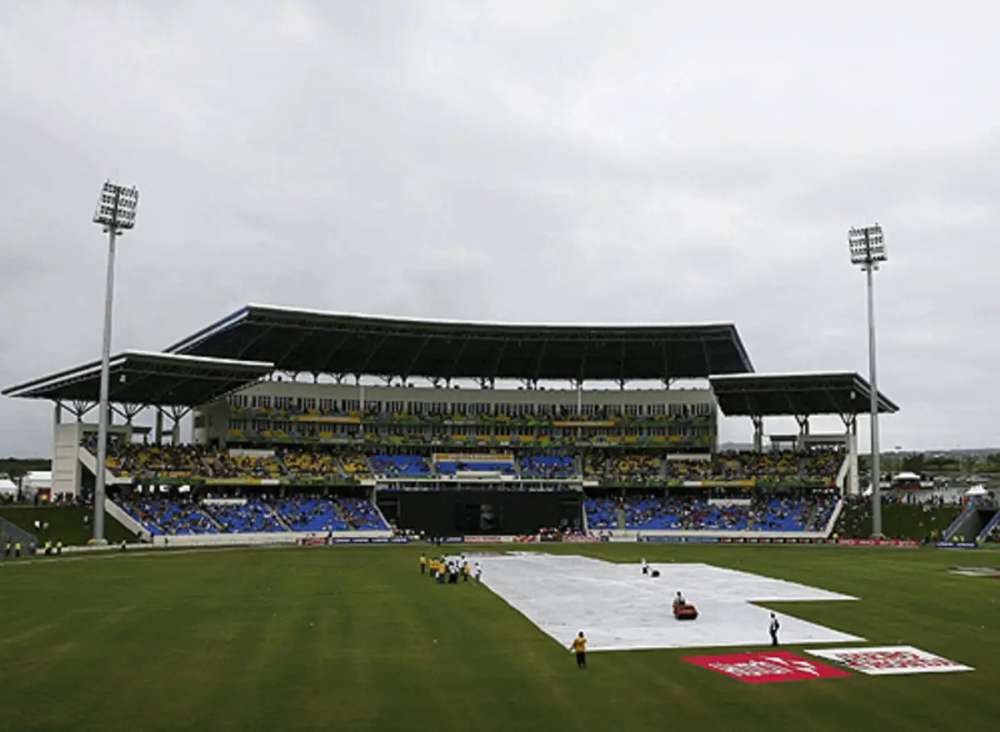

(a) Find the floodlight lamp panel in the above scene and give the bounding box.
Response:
[92,180,140,229]
[848,224,886,265]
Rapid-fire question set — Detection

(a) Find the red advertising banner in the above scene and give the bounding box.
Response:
[683,651,851,684]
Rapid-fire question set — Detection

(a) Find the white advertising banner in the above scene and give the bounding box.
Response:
[806,646,973,675]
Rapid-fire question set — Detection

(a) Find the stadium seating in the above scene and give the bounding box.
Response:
[369,454,432,477]
[584,453,662,484]
[274,497,347,532]
[279,449,342,479]
[584,493,839,532]
[520,455,576,479]
[337,497,388,530]
[664,450,842,485]
[117,494,389,536]
[120,498,219,536]
[435,458,515,475]
[88,438,841,490]
[207,500,286,533]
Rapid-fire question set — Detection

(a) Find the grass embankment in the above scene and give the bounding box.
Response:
[835,502,959,540]
[0,505,135,546]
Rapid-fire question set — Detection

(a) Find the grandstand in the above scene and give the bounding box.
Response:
[2,305,897,544]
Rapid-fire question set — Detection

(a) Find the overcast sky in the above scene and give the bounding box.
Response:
[2,2,998,456]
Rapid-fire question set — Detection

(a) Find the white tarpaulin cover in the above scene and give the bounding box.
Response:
[473,553,863,652]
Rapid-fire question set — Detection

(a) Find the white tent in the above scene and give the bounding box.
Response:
[964,485,989,497]
[0,478,17,497]
[893,471,922,482]
[19,471,52,500]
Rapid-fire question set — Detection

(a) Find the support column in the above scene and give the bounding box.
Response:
[839,413,859,496]
[166,406,189,447]
[358,379,365,437]
[795,415,810,451]
[53,401,63,444]
[154,409,164,445]
[846,415,860,496]
[752,415,764,453]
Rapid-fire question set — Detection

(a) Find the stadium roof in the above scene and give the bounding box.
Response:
[709,372,899,417]
[165,304,754,382]
[2,351,274,406]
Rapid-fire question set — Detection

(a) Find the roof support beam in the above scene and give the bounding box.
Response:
[618,340,627,389]
[489,339,509,382]
[401,336,433,380]
[274,330,313,369]
[234,325,274,360]
[445,339,470,381]
[354,336,388,377]
[532,340,549,382]
[318,332,355,374]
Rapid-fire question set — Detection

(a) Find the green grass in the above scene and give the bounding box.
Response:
[0,505,135,546]
[0,543,997,731]
[835,503,959,539]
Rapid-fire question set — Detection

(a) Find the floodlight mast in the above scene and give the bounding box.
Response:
[849,224,886,537]
[91,181,138,544]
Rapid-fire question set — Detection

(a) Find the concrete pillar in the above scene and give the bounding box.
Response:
[752,416,764,453]
[359,380,365,436]
[847,418,860,496]
[53,402,62,444]
[155,409,163,445]
[795,415,810,450]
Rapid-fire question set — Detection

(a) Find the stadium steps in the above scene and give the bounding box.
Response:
[0,515,38,549]
[106,497,151,540]
[974,509,1000,543]
[942,506,977,541]
[267,503,293,531]
[77,446,131,486]
[200,508,225,531]
[823,499,844,537]
[804,503,819,530]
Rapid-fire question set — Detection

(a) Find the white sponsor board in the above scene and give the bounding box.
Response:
[463,535,515,544]
[807,646,973,675]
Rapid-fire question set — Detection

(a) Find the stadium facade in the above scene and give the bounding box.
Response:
[3,304,897,544]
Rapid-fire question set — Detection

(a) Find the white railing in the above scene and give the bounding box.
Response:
[105,497,151,541]
[77,446,130,485]
[823,499,844,538]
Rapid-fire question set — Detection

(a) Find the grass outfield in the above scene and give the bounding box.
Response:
[1,544,998,731]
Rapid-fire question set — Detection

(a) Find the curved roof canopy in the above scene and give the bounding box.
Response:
[166,304,754,382]
[2,351,274,406]
[709,372,898,417]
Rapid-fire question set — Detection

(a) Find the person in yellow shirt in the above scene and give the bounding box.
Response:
[419,554,427,575]
[569,631,587,669]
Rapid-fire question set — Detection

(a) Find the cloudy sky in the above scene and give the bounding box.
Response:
[2,1,998,456]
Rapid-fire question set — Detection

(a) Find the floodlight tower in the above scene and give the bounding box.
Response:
[91,181,139,543]
[849,223,886,537]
